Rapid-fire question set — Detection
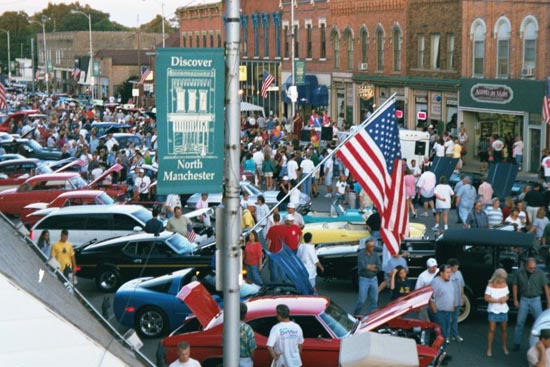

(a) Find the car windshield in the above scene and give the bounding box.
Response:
[97,192,115,205]
[319,301,358,338]
[132,208,153,224]
[166,234,197,255]
[69,176,87,189]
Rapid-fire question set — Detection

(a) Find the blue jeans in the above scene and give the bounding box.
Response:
[268,258,281,283]
[450,306,461,337]
[513,296,543,345]
[515,154,523,166]
[302,176,312,196]
[436,310,453,339]
[353,276,378,315]
[245,265,263,286]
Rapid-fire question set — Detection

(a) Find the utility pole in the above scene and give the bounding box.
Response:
[70,10,94,100]
[290,0,295,118]
[223,0,241,366]
[31,37,35,92]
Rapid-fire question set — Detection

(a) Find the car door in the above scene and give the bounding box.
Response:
[292,315,339,366]
[120,241,153,280]
[113,213,142,237]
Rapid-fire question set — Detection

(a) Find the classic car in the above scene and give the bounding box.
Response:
[0,165,124,217]
[0,158,53,191]
[448,171,483,189]
[21,189,116,228]
[157,284,445,367]
[113,268,301,338]
[0,138,63,161]
[185,181,311,212]
[0,110,39,133]
[75,231,216,292]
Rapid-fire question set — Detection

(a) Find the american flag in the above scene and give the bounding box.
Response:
[261,70,274,98]
[139,68,151,84]
[73,68,81,81]
[0,83,6,111]
[543,76,550,124]
[336,100,408,255]
[186,223,197,243]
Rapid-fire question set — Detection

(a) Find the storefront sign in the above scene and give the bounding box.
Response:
[415,96,428,104]
[294,60,306,85]
[155,48,225,194]
[358,83,375,101]
[239,65,247,81]
[470,83,513,104]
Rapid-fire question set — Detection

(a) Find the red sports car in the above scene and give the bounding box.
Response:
[158,283,445,367]
[0,164,125,217]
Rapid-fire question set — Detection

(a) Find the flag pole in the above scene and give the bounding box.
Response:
[247,93,397,234]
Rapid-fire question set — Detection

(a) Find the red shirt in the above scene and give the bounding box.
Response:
[244,241,263,266]
[281,224,302,251]
[266,224,286,253]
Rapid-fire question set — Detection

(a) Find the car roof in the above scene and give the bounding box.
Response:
[42,204,147,215]
[437,228,535,247]
[24,172,82,183]
[245,295,329,317]
[0,158,41,166]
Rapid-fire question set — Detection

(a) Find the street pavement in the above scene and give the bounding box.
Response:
[75,180,536,366]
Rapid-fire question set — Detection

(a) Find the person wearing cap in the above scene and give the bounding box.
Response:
[286,203,304,229]
[353,239,381,315]
[528,329,550,366]
[281,214,302,252]
[242,203,256,230]
[416,258,440,321]
[134,167,151,201]
[277,176,291,210]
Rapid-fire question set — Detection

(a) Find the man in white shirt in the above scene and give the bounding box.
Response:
[168,341,202,367]
[443,133,454,157]
[105,132,119,151]
[417,170,436,216]
[299,153,315,196]
[297,232,324,292]
[323,153,334,198]
[287,153,299,181]
[133,168,151,201]
[416,258,440,321]
[267,304,304,367]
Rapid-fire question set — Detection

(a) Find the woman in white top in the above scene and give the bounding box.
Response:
[504,207,523,232]
[530,207,550,240]
[485,268,510,357]
[432,137,445,158]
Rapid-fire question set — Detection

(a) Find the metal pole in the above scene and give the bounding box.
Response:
[223,0,241,366]
[161,1,166,48]
[290,0,295,118]
[31,37,35,92]
[88,14,94,100]
[5,31,10,81]
[42,19,48,94]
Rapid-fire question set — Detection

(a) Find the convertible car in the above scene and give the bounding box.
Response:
[158,284,445,367]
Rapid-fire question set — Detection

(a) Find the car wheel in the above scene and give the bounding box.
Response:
[203,358,223,367]
[136,307,167,338]
[458,292,472,323]
[95,267,121,292]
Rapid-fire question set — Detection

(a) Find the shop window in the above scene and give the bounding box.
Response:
[261,13,270,58]
[376,26,384,72]
[430,33,441,69]
[360,27,368,65]
[331,28,340,69]
[393,26,402,72]
[495,17,511,78]
[306,23,313,59]
[447,33,455,69]
[417,34,425,69]
[344,28,353,70]
[521,16,538,73]
[320,22,326,59]
[240,15,248,57]
[251,13,259,58]
[470,19,486,77]
[273,12,282,58]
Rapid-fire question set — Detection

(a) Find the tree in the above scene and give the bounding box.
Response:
[116,76,139,105]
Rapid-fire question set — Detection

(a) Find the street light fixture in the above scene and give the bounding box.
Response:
[0,29,11,81]
[30,16,49,93]
[70,10,94,100]
[142,0,166,47]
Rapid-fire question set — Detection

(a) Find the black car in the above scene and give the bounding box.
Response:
[75,232,215,292]
[0,138,62,160]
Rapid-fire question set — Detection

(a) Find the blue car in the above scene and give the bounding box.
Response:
[280,200,371,224]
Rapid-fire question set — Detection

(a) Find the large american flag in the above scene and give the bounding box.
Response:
[543,76,550,124]
[261,70,274,98]
[337,101,408,255]
[0,83,6,111]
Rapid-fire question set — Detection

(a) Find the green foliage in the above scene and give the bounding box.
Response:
[117,75,139,104]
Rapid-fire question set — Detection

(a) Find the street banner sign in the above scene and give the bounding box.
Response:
[294,60,306,85]
[156,48,225,194]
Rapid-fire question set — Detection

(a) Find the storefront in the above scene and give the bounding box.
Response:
[459,78,545,172]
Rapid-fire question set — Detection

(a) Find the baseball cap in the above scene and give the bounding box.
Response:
[287,202,296,209]
[285,214,295,221]
[282,176,289,181]
[139,168,145,173]
[426,258,438,267]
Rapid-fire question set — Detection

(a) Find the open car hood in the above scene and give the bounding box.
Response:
[54,158,86,173]
[89,163,122,187]
[265,245,314,296]
[355,286,433,334]
[177,281,221,328]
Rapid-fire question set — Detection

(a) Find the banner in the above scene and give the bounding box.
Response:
[156,48,225,194]
[294,60,306,85]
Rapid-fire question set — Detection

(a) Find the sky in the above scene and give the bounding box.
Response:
[0,0,219,27]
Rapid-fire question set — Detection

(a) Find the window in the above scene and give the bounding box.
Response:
[284,25,290,58]
[331,28,340,69]
[189,34,193,48]
[217,32,222,48]
[261,13,270,58]
[182,36,187,48]
[447,33,455,69]
[203,33,207,48]
[344,28,353,70]
[393,27,401,71]
[210,33,214,48]
[294,24,299,59]
[113,214,140,231]
[196,34,200,48]
[320,23,326,59]
[251,13,259,57]
[360,27,368,64]
[495,17,511,78]
[521,16,538,71]
[241,16,248,56]
[273,11,282,58]
[376,27,384,71]
[293,316,331,339]
[471,19,486,76]
[306,24,313,59]
[248,317,278,337]
[430,33,441,69]
[417,34,425,68]
[36,215,86,230]
[84,214,113,231]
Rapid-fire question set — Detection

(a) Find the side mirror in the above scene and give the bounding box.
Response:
[133,226,143,232]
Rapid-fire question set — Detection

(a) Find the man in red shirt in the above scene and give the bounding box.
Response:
[266,213,287,283]
[281,214,302,252]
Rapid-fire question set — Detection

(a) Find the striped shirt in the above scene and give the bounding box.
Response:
[485,206,503,228]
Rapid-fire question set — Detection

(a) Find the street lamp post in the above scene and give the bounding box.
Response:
[30,16,49,93]
[71,10,94,100]
[0,29,11,81]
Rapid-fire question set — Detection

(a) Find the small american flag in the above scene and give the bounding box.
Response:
[139,68,151,84]
[543,77,550,124]
[261,70,274,98]
[337,99,408,255]
[73,68,81,81]
[186,223,197,243]
[0,84,6,111]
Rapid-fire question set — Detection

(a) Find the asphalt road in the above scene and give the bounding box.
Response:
[74,186,535,367]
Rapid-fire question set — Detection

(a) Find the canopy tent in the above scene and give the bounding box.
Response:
[240,101,265,118]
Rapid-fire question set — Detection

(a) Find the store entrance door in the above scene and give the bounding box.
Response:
[529,128,541,172]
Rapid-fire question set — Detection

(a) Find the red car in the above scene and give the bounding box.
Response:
[159,283,445,367]
[0,110,39,133]
[21,190,116,228]
[0,164,125,217]
[0,158,53,191]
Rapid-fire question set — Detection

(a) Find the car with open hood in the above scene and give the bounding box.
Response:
[157,283,444,367]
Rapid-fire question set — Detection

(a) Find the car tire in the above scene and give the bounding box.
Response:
[458,292,472,323]
[136,307,168,338]
[95,267,121,292]
[203,358,223,367]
